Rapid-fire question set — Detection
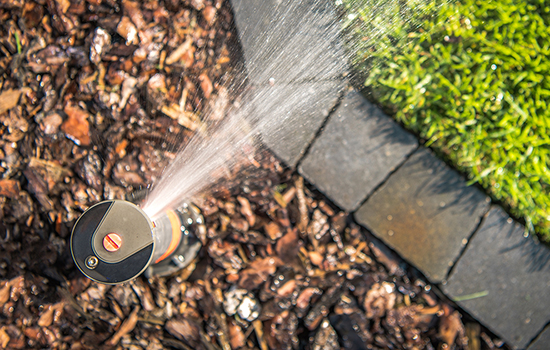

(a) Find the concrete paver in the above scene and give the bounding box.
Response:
[443,206,550,349]
[355,148,490,282]
[299,91,418,211]
[256,81,344,167]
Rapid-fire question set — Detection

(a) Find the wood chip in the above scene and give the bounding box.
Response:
[107,306,140,346]
[295,177,309,234]
[0,328,9,349]
[165,38,193,65]
[161,104,201,131]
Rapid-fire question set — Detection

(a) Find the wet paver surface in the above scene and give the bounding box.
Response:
[443,207,550,349]
[299,91,418,211]
[258,81,344,167]
[354,148,490,282]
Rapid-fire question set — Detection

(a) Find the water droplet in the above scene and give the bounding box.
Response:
[387,215,393,221]
[268,77,275,86]
[491,64,497,70]
[416,200,424,207]
[388,230,394,236]
[439,202,446,208]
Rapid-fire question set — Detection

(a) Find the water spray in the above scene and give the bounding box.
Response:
[70,200,203,284]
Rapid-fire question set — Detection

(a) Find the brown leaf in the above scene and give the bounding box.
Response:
[166,318,200,345]
[296,287,322,310]
[0,180,20,198]
[238,257,282,290]
[276,228,301,263]
[0,88,30,115]
[107,306,139,346]
[62,103,91,146]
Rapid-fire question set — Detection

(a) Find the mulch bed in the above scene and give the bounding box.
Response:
[0,0,507,349]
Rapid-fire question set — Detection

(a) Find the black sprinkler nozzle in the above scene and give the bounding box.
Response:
[70,200,203,284]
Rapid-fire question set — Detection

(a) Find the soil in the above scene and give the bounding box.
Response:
[0,0,507,349]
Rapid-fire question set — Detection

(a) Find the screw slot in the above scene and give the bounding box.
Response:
[103,232,122,252]
[85,256,98,269]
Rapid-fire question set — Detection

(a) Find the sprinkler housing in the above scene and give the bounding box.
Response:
[70,200,203,284]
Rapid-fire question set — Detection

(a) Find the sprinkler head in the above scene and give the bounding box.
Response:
[70,200,203,284]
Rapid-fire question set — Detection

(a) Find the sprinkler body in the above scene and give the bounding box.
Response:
[70,200,203,284]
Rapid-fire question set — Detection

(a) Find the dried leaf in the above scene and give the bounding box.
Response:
[62,103,91,146]
[0,88,30,115]
[166,318,200,345]
[276,228,300,263]
[0,180,20,198]
[238,257,282,290]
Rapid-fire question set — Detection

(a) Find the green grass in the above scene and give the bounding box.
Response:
[341,0,550,239]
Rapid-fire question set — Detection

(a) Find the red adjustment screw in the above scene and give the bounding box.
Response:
[103,233,122,252]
